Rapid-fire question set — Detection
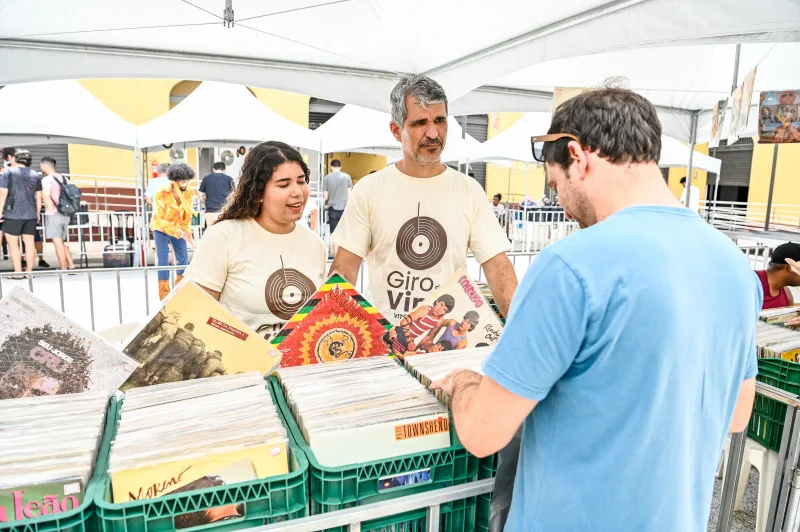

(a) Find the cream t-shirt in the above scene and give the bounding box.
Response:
[332,164,511,322]
[185,218,327,339]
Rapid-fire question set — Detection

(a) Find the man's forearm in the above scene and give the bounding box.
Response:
[329,249,363,286]
[482,253,518,317]
[0,189,7,214]
[449,370,483,446]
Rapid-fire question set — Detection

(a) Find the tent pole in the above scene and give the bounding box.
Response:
[710,43,741,223]
[142,148,149,266]
[683,112,698,208]
[318,141,325,242]
[765,145,779,232]
[460,116,468,173]
[524,163,529,198]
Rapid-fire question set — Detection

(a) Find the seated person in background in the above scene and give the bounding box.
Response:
[184,141,326,339]
[755,243,800,309]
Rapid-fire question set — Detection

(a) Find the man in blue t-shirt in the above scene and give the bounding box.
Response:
[199,162,234,228]
[433,87,762,531]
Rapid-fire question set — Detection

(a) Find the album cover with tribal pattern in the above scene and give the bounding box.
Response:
[267,273,392,367]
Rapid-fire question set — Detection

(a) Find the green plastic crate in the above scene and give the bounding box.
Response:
[748,358,800,452]
[474,454,498,531]
[94,390,309,532]
[270,376,479,532]
[0,395,119,532]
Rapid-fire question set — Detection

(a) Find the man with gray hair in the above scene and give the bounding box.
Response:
[330,74,517,323]
[144,163,171,206]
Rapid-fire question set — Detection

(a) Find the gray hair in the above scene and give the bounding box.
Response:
[390,74,448,126]
[157,163,170,174]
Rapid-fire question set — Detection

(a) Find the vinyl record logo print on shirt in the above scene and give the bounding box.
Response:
[264,257,316,321]
[396,203,448,270]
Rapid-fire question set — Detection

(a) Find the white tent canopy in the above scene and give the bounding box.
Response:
[0,0,797,117]
[480,42,800,142]
[470,113,722,174]
[313,104,479,164]
[0,80,137,149]
[137,81,317,151]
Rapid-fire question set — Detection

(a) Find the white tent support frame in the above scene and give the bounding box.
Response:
[709,44,742,221]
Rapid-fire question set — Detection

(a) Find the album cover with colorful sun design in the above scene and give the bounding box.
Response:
[267,273,393,367]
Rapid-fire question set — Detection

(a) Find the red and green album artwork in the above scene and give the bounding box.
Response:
[268,273,393,367]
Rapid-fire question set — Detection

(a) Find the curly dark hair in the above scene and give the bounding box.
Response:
[13,149,32,167]
[168,162,195,182]
[215,141,310,224]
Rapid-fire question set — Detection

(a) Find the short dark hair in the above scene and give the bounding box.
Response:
[41,156,57,168]
[2,147,16,161]
[680,177,687,185]
[331,159,341,168]
[168,162,195,181]
[437,340,453,351]
[213,162,226,171]
[494,193,502,201]
[434,294,456,313]
[544,87,662,170]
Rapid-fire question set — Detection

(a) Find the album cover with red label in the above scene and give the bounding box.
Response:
[0,287,137,399]
[383,267,504,359]
[268,273,392,367]
[121,279,279,390]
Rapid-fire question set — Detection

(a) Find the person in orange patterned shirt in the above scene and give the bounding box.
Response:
[152,162,196,300]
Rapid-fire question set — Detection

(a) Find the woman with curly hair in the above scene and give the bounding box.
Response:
[152,162,196,300]
[184,141,326,339]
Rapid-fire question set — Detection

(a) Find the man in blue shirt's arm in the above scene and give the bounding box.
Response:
[433,86,761,532]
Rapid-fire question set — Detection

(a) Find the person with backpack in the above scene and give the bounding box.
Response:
[40,157,76,271]
[0,149,42,278]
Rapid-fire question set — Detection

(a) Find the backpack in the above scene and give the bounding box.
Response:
[55,174,81,216]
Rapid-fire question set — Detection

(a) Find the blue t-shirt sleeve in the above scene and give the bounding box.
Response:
[483,250,589,401]
[199,177,207,193]
[745,278,763,380]
[0,171,7,189]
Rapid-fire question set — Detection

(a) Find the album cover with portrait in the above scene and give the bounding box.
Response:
[0,287,137,400]
[383,267,503,359]
[758,90,800,144]
[267,273,392,367]
[120,279,280,390]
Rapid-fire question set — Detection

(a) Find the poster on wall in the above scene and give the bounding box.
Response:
[708,99,728,149]
[729,68,757,145]
[758,90,800,144]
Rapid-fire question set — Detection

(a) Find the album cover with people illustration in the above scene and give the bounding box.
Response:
[0,287,137,399]
[758,90,800,144]
[121,279,279,390]
[383,267,504,359]
[267,272,393,367]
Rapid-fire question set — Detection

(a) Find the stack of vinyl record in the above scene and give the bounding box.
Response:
[404,347,492,407]
[109,372,290,504]
[760,306,800,325]
[756,321,800,361]
[276,357,450,467]
[0,392,109,523]
[476,281,502,320]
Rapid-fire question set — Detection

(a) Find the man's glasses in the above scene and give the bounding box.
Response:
[530,133,583,163]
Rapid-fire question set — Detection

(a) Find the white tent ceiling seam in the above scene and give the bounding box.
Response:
[0,0,797,115]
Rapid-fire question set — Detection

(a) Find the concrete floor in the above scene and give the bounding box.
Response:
[708,468,758,532]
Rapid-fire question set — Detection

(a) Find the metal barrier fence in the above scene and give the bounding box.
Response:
[258,478,494,532]
[0,251,542,334]
[705,201,800,234]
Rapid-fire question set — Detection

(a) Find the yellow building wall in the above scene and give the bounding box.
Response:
[666,142,709,201]
[484,113,545,203]
[328,153,388,183]
[71,79,188,184]
[69,81,314,185]
[748,142,800,206]
[248,87,310,128]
